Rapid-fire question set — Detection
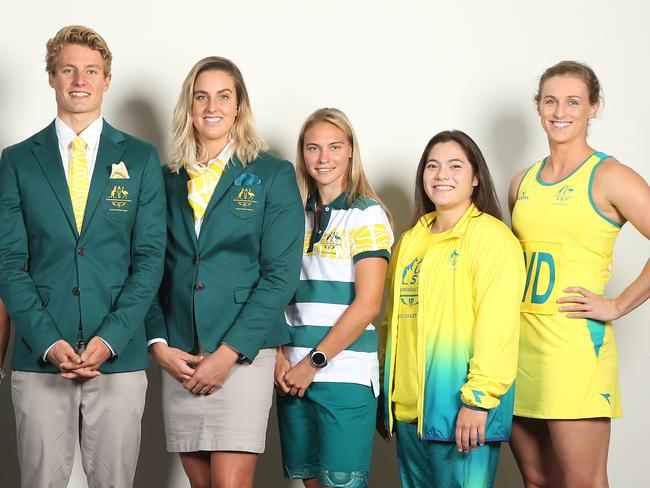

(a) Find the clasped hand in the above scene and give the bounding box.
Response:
[275,354,317,398]
[152,343,238,395]
[49,337,112,379]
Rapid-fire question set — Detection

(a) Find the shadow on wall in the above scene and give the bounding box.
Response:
[0,327,19,487]
[486,110,531,225]
[112,96,168,162]
[489,111,530,175]
[377,182,413,237]
[134,364,176,487]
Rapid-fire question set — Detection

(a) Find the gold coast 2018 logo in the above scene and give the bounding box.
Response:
[106,185,131,212]
[399,257,422,307]
[233,187,257,211]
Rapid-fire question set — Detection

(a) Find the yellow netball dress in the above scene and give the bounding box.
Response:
[512,151,622,419]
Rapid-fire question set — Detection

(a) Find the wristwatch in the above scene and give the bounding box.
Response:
[308,348,328,369]
[0,367,6,385]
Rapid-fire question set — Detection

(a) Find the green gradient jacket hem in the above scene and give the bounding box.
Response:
[381,205,525,441]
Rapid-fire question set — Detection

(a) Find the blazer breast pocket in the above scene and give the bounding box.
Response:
[229,184,263,220]
[101,180,137,223]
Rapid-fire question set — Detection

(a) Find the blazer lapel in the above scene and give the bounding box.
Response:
[202,156,244,223]
[81,121,125,235]
[32,122,77,236]
[178,169,198,248]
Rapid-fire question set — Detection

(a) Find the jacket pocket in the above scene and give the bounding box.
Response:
[35,285,51,308]
[109,286,122,310]
[101,180,137,223]
[229,184,263,220]
[233,287,253,303]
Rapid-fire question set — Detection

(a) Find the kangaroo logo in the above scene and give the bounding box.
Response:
[554,185,574,203]
[106,185,132,209]
[448,250,459,270]
[233,187,258,211]
[322,231,342,252]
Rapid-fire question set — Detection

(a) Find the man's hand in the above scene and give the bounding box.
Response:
[59,337,111,379]
[47,340,101,379]
[183,345,239,395]
[151,342,203,383]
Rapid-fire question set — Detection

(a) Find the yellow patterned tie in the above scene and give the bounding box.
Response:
[186,159,228,222]
[69,136,89,234]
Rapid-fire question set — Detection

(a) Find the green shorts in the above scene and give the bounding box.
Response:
[277,382,377,488]
[395,421,501,488]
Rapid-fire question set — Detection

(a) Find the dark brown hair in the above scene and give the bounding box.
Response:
[535,60,601,105]
[413,130,502,227]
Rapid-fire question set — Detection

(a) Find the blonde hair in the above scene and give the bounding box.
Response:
[169,56,265,171]
[296,108,392,222]
[45,25,112,75]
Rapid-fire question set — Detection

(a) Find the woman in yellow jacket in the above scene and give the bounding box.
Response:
[381,130,524,487]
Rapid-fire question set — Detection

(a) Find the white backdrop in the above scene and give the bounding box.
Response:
[1,1,648,486]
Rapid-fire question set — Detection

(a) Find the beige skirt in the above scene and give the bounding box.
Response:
[161,348,276,453]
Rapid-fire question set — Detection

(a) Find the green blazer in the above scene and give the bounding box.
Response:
[146,152,304,361]
[0,121,166,373]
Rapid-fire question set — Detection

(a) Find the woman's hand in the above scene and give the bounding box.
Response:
[284,357,318,397]
[455,405,487,453]
[274,347,291,395]
[376,394,391,443]
[183,345,239,395]
[557,286,622,322]
[150,342,203,383]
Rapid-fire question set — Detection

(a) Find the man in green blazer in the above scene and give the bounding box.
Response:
[0,26,165,488]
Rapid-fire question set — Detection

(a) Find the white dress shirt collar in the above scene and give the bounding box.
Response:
[55,115,103,152]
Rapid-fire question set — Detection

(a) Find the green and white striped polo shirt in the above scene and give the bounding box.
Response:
[284,192,393,396]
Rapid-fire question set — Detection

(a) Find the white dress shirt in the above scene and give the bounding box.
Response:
[43,116,115,360]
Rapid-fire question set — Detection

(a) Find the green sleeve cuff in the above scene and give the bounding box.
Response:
[352,249,390,264]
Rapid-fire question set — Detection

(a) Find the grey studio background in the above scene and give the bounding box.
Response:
[1,1,649,486]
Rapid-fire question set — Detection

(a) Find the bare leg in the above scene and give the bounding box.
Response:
[510,417,562,488]
[548,418,610,488]
[179,452,211,488]
[211,451,258,488]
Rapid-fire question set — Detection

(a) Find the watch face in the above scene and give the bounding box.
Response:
[310,350,327,367]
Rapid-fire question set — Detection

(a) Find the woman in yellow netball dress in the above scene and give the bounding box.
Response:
[509,61,650,488]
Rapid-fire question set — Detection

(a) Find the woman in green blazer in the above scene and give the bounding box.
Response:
[146,57,304,488]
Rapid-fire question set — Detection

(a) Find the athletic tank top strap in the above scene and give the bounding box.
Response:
[515,160,543,198]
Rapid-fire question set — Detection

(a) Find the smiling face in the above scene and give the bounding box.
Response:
[48,43,111,128]
[537,74,599,145]
[191,69,238,157]
[423,140,477,212]
[302,121,352,200]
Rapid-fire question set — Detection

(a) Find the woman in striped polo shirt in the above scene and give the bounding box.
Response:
[275,108,394,488]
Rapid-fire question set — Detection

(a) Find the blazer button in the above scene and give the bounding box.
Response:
[72,287,80,296]
[77,247,86,256]
[194,283,205,291]
[193,256,199,265]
